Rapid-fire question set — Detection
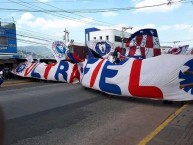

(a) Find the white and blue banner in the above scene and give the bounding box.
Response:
[12,53,193,101]
[48,41,69,62]
[13,61,80,84]
[81,54,193,101]
[12,40,193,101]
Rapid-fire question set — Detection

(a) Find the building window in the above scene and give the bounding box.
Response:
[93,37,96,39]
[0,36,8,46]
[86,34,89,41]
[99,36,102,40]
[114,36,122,42]
[106,35,109,40]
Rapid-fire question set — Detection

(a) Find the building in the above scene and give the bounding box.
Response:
[0,21,23,79]
[85,27,131,48]
[0,21,22,70]
[160,46,172,54]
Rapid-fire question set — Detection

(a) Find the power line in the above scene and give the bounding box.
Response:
[0,0,98,3]
[66,0,191,13]
[161,38,193,44]
[7,0,116,27]
[7,0,90,24]
[33,0,115,26]
[185,25,193,30]
[0,0,191,13]
[5,35,48,46]
[6,0,91,27]
[6,31,55,44]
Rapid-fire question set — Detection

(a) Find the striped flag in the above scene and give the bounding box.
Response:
[125,29,161,58]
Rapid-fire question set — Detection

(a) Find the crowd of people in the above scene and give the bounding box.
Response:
[0,67,14,87]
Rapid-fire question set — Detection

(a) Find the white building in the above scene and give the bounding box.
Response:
[160,46,172,54]
[85,27,131,48]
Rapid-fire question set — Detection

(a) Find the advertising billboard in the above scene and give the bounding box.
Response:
[0,22,17,53]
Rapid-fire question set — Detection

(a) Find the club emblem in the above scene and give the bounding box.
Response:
[179,59,193,94]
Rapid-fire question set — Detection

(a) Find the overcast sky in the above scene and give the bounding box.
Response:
[1,0,193,47]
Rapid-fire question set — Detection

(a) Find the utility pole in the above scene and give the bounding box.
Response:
[121,26,133,49]
[173,41,180,47]
[172,41,180,51]
[173,41,180,44]
[64,28,69,45]
[12,17,15,23]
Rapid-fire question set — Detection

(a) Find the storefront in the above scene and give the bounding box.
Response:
[0,21,21,79]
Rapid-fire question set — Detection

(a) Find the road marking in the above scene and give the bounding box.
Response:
[137,104,188,145]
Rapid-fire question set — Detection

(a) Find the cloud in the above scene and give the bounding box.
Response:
[134,0,181,13]
[37,0,50,2]
[174,24,192,30]
[16,12,94,45]
[131,23,192,32]
[159,25,171,31]
[101,23,191,34]
[102,12,118,17]
[18,12,34,23]
[157,24,192,31]
[129,23,156,33]
[188,26,193,33]
[17,12,93,30]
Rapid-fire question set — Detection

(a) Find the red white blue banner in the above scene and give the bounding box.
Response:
[12,37,193,101]
[81,54,193,101]
[12,53,193,101]
[167,45,189,55]
[13,61,80,84]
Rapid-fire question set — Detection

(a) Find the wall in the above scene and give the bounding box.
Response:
[88,29,131,47]
[85,27,100,45]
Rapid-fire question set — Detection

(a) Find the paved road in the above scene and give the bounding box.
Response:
[0,81,182,145]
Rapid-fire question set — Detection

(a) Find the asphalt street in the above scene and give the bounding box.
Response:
[0,81,181,145]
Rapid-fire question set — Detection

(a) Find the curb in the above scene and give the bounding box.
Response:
[2,79,32,85]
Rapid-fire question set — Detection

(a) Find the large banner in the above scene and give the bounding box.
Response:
[11,27,193,101]
[13,61,80,84]
[81,54,193,101]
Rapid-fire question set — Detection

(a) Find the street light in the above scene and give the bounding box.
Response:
[121,26,133,49]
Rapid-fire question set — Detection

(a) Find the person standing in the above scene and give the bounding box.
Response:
[4,67,9,80]
[0,69,4,87]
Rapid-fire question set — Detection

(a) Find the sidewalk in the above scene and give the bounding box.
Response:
[1,78,32,86]
[144,102,193,145]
